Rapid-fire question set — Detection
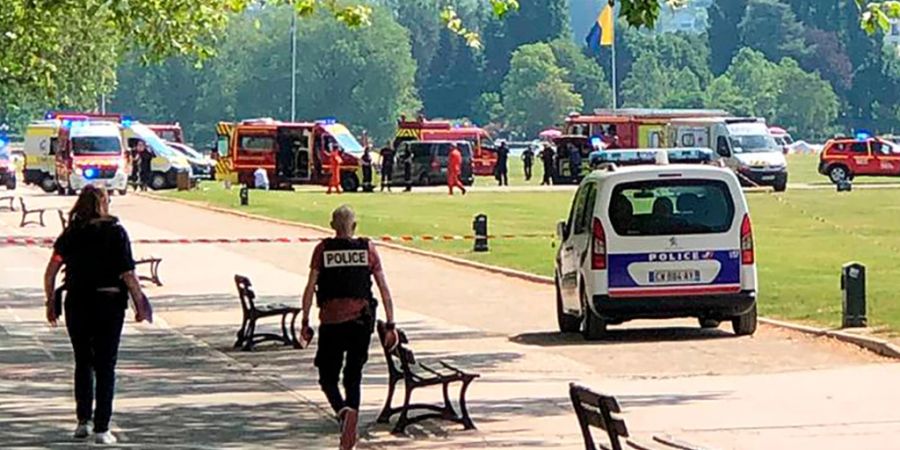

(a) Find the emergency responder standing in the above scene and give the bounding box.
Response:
[327,145,343,195]
[568,143,582,181]
[300,205,397,450]
[43,185,152,445]
[540,143,555,186]
[379,142,394,192]
[136,141,153,191]
[522,145,535,181]
[401,147,413,192]
[447,143,466,195]
[361,146,374,192]
[495,141,509,187]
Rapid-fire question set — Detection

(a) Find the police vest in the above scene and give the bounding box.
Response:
[316,238,373,305]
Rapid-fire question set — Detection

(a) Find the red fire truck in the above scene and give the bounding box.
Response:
[564,109,727,148]
[394,116,497,176]
[223,118,366,191]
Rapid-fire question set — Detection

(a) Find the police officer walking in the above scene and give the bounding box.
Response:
[539,143,555,186]
[522,144,535,181]
[43,185,152,445]
[300,205,397,450]
[495,141,509,186]
[379,141,394,192]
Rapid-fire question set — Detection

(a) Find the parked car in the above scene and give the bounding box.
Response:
[554,148,757,340]
[818,136,900,183]
[167,141,215,180]
[390,141,474,186]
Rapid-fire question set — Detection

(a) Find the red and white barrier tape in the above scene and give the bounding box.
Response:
[1,233,553,247]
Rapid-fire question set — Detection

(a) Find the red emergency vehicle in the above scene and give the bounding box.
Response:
[224,118,365,191]
[50,114,130,196]
[564,109,727,148]
[818,135,900,183]
[148,123,184,144]
[394,116,497,176]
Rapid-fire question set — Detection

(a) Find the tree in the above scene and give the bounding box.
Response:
[704,76,755,116]
[621,53,670,108]
[773,59,840,139]
[723,48,781,119]
[421,28,486,119]
[802,28,854,93]
[501,43,583,136]
[739,0,809,62]
[471,92,505,126]
[549,38,611,112]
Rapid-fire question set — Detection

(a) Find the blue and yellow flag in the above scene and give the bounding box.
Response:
[585,4,614,51]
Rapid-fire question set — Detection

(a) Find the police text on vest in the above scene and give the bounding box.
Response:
[323,250,369,268]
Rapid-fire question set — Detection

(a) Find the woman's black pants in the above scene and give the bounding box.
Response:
[65,297,125,433]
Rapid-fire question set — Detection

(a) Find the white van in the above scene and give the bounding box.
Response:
[23,120,61,192]
[554,149,758,340]
[667,117,788,192]
[123,122,192,190]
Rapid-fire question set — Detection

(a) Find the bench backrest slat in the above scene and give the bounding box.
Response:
[570,383,630,450]
[234,275,256,312]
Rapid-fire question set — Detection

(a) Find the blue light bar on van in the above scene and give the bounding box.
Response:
[316,117,337,125]
[589,148,714,167]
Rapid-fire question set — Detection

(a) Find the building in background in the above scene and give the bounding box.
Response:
[656,0,713,34]
[886,19,900,53]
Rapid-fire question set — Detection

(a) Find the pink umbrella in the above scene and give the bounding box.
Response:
[539,128,562,139]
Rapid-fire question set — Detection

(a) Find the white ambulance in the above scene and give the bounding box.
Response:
[554,148,758,340]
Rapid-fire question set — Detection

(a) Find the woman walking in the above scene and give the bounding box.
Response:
[43,185,152,444]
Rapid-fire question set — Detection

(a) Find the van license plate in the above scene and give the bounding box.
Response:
[761,175,775,181]
[649,270,701,283]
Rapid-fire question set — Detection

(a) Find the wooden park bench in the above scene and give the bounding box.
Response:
[135,257,163,286]
[19,198,51,227]
[233,275,302,351]
[569,383,712,450]
[0,195,15,212]
[375,320,479,434]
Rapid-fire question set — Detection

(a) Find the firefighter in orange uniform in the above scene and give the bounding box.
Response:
[447,144,466,195]
[327,145,343,195]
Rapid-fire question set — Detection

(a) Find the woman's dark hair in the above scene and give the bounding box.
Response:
[68,185,108,227]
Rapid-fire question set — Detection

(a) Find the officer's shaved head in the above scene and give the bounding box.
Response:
[331,205,356,237]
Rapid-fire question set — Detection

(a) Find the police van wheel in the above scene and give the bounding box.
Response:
[580,287,607,341]
[117,189,128,196]
[556,276,580,333]
[151,174,167,190]
[732,304,758,336]
[341,174,360,192]
[40,177,57,193]
[699,318,721,329]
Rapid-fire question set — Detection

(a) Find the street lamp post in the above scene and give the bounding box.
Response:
[290,12,297,122]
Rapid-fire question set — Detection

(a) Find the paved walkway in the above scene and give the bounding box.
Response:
[2,188,900,449]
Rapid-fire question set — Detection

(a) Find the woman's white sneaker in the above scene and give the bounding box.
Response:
[95,431,117,445]
[73,421,91,439]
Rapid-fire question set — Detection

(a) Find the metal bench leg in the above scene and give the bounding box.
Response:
[235,317,249,349]
[458,378,476,430]
[280,313,291,346]
[38,210,45,227]
[377,375,400,423]
[150,260,162,286]
[290,311,301,349]
[19,210,26,227]
[441,381,459,419]
[392,384,415,434]
[242,319,257,351]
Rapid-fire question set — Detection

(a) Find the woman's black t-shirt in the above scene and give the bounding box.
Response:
[54,217,136,300]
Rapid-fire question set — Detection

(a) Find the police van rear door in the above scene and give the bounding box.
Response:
[604,171,743,298]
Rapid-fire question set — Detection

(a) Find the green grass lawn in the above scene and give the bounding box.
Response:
[166,181,900,333]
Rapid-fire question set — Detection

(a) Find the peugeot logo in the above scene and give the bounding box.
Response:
[669,237,679,248]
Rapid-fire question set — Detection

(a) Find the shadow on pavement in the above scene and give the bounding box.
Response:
[509,327,736,346]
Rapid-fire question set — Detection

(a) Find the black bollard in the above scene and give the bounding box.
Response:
[841,262,867,328]
[239,185,249,206]
[473,214,488,252]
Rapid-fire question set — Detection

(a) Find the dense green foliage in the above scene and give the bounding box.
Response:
[4,1,900,143]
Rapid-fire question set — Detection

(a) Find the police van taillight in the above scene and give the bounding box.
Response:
[591,217,607,270]
[741,214,754,265]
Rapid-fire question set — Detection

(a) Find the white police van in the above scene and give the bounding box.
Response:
[554,148,757,340]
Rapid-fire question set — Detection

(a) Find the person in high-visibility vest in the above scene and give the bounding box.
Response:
[447,144,466,195]
[327,146,343,195]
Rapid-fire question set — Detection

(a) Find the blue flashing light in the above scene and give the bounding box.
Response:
[316,117,337,125]
[83,168,97,179]
[855,129,872,141]
[589,148,714,167]
[590,136,603,148]
[121,118,133,127]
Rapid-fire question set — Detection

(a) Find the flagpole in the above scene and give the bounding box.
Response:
[611,14,617,110]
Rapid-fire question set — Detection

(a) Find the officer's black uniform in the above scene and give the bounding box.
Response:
[314,238,375,414]
[54,216,135,434]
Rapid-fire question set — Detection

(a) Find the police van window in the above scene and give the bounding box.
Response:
[850,142,868,154]
[681,134,695,147]
[240,135,275,153]
[609,180,735,236]
[572,183,597,235]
